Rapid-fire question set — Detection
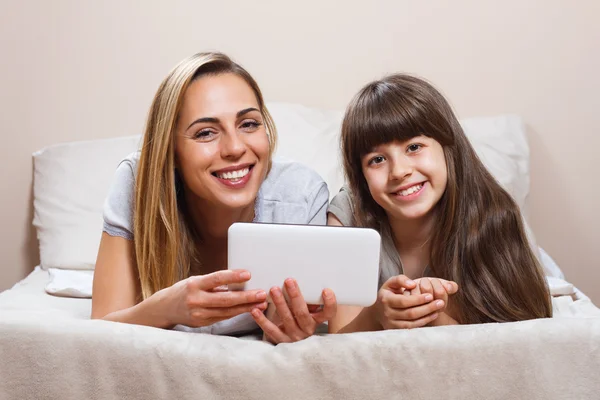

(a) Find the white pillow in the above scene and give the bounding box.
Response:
[33,135,141,270]
[268,102,345,199]
[32,103,531,270]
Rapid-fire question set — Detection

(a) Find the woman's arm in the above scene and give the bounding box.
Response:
[91,233,172,328]
[91,233,268,329]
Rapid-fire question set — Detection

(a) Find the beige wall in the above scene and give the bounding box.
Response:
[1,0,598,303]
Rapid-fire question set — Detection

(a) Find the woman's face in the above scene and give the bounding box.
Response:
[175,73,270,211]
[361,135,448,222]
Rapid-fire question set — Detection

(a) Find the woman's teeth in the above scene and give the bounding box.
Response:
[216,167,250,181]
[398,183,423,196]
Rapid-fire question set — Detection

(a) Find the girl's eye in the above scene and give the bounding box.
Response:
[407,143,422,153]
[240,120,262,130]
[193,130,215,140]
[368,155,385,165]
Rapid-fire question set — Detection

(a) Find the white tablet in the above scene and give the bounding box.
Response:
[227,223,380,307]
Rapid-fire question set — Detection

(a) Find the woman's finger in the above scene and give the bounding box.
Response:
[284,279,314,335]
[251,308,290,344]
[270,286,304,338]
[204,289,267,308]
[312,288,337,325]
[191,301,268,325]
[196,270,251,291]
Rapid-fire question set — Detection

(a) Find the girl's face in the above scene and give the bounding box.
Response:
[361,135,448,222]
[174,73,270,211]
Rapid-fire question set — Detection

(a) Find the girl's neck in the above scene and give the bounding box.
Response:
[388,212,435,278]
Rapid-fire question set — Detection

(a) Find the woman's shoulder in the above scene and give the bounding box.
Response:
[102,151,140,240]
[117,151,141,174]
[259,159,327,203]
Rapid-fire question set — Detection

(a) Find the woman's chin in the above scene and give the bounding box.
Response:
[217,191,258,212]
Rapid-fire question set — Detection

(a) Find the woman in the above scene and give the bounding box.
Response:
[91,52,337,343]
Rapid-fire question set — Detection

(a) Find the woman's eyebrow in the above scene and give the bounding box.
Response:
[186,117,219,131]
[236,107,259,118]
[186,107,259,131]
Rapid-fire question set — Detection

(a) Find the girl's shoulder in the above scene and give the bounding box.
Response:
[327,186,355,226]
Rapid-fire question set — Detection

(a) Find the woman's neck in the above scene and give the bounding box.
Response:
[184,192,255,273]
[189,201,255,243]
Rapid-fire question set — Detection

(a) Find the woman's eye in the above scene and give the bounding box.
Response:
[193,130,215,140]
[240,120,262,130]
[407,143,422,153]
[369,155,385,165]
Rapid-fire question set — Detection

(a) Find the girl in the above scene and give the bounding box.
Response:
[91,52,337,343]
[328,74,552,333]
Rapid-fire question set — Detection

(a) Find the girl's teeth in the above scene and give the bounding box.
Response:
[399,184,423,196]
[218,168,250,180]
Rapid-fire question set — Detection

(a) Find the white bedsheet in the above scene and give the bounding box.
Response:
[1,267,600,399]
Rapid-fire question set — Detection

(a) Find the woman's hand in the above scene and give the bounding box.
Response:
[250,278,337,344]
[158,269,269,328]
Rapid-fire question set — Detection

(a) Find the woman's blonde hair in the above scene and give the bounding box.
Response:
[135,52,277,300]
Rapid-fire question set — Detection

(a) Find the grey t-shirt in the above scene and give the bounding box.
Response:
[102,152,329,335]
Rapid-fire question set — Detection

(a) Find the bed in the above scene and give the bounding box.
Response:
[1,103,599,399]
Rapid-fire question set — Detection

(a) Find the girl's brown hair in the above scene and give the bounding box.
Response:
[341,74,551,323]
[135,52,277,300]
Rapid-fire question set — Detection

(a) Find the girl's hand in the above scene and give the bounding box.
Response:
[159,269,269,328]
[408,278,460,326]
[250,278,337,344]
[373,275,444,329]
[408,277,459,312]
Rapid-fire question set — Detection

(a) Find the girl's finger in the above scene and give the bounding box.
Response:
[429,279,447,302]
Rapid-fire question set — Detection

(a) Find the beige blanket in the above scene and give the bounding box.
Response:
[1,269,599,399]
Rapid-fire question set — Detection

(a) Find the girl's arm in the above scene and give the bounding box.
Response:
[429,312,459,326]
[329,305,381,333]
